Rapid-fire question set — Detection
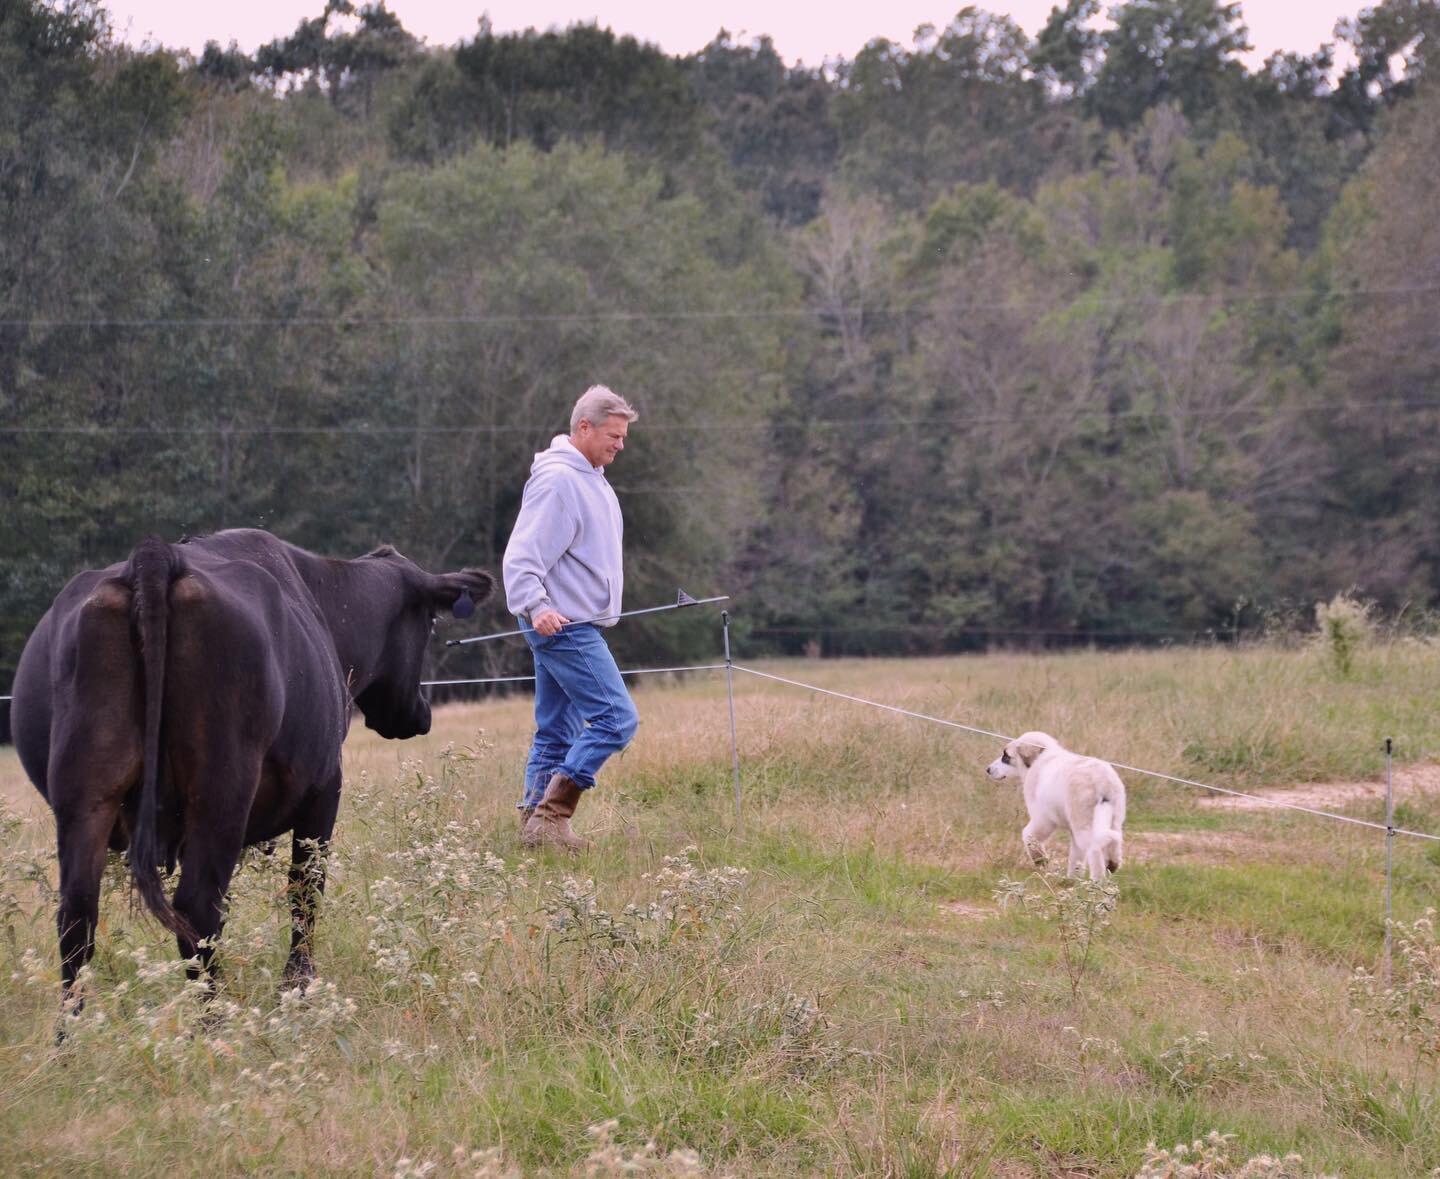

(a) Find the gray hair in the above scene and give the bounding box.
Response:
[570,385,638,433]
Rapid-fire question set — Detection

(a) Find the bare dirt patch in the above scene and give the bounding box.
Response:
[942,900,996,921]
[1200,762,1440,814]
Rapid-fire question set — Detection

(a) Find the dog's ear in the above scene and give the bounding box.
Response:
[1014,738,1046,767]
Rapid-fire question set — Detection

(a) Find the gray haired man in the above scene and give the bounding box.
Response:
[502,385,641,851]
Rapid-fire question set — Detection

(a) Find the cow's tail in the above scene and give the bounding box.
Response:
[126,537,194,941]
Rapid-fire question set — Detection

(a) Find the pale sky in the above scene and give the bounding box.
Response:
[107,1,1364,71]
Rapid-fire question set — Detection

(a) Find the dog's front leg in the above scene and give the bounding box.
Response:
[1066,841,1083,878]
[1021,820,1052,868]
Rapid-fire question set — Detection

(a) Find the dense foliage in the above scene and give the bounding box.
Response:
[2,0,1438,684]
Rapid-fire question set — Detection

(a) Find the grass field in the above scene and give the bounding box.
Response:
[3,643,1440,1176]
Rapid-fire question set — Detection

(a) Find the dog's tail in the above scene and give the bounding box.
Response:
[1092,798,1124,874]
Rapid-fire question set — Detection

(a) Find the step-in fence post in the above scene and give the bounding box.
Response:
[1384,735,1395,982]
[722,610,742,820]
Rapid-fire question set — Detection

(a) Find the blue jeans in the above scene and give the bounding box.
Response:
[519,618,639,810]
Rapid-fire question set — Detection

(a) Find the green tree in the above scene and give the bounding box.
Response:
[832,8,1054,211]
[1333,0,1440,127]
[1227,47,1362,250]
[1312,80,1440,606]
[0,0,189,682]
[1030,0,1103,97]
[253,1,418,116]
[1086,0,1251,130]
[388,20,703,168]
[359,141,794,668]
[684,32,838,225]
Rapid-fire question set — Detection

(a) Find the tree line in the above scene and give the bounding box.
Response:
[2,0,1438,690]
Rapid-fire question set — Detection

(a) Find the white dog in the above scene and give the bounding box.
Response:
[985,731,1126,879]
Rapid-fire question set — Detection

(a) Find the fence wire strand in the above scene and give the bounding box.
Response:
[7,660,1438,842]
[422,663,726,688]
[730,664,1440,844]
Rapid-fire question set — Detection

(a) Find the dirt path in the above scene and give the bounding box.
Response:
[1199,762,1440,813]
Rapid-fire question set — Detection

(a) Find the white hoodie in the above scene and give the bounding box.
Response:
[502,435,624,624]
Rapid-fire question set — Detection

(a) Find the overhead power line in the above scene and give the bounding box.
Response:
[3,282,1437,329]
[2,399,1436,436]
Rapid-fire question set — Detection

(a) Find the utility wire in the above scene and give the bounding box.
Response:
[5,282,1437,328]
[3,399,1437,436]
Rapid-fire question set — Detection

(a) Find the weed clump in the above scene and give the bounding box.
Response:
[1152,1030,1269,1095]
[1136,1130,1332,1177]
[995,869,1118,1001]
[1313,591,1373,678]
[1349,908,1440,1079]
[388,1120,706,1178]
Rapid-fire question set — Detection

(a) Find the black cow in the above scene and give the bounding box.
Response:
[10,529,494,1015]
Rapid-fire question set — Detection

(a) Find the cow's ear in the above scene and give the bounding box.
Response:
[428,569,496,618]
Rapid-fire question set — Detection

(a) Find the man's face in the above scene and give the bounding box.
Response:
[573,415,630,468]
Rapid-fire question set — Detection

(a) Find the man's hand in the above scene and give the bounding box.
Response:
[532,608,570,637]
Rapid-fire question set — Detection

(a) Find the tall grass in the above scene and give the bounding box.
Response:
[2,642,1440,1175]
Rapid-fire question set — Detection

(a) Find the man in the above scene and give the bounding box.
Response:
[502,385,640,852]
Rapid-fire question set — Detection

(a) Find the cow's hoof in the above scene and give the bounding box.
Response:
[54,1011,88,1050]
[282,956,316,992]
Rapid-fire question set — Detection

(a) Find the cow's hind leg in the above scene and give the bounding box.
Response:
[54,798,124,1025]
[49,586,142,1032]
[51,734,137,1034]
[283,772,342,988]
[171,842,244,990]
[170,768,257,990]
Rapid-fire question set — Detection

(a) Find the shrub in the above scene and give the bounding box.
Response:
[1313,592,1373,677]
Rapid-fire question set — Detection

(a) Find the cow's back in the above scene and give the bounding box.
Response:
[162,548,351,786]
[12,541,351,817]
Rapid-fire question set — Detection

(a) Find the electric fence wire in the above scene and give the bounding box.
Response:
[6,662,1436,842]
[421,663,727,687]
[729,664,1440,844]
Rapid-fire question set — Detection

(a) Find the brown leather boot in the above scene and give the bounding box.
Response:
[518,807,535,832]
[521,773,590,853]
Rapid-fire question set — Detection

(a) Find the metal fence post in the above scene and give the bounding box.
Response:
[1384,736,1395,982]
[722,610,742,821]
